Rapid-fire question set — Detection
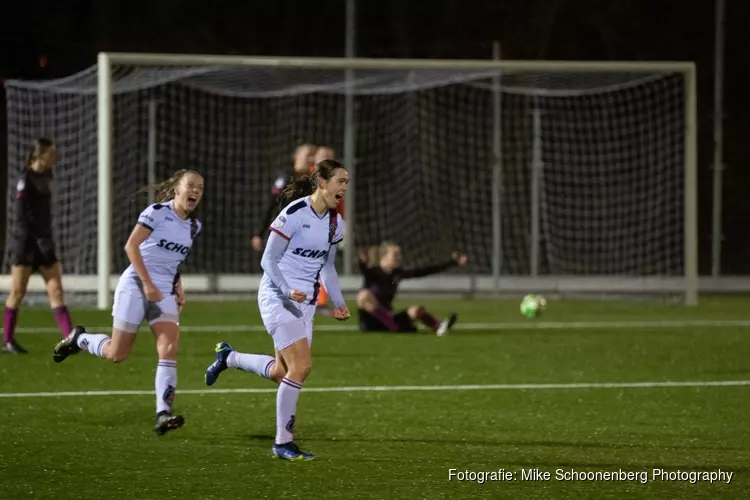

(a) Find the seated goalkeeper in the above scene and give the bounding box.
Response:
[355,242,467,335]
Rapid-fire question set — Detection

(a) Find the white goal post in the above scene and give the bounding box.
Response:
[4,52,699,309]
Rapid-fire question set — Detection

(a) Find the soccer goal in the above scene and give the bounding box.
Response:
[3,53,697,309]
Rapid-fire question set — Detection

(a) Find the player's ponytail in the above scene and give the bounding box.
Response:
[278,159,346,206]
[278,175,315,206]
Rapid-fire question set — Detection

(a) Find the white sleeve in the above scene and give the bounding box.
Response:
[269,211,300,241]
[137,204,167,231]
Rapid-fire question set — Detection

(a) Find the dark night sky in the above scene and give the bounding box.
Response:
[1,0,749,273]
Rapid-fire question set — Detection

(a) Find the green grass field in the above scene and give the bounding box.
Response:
[1,296,750,499]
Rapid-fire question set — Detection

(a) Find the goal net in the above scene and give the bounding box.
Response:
[3,55,696,307]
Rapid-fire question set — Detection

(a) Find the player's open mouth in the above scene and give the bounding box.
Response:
[187,196,198,203]
[334,193,344,201]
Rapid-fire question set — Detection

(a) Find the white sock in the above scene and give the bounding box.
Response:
[155,359,177,414]
[227,351,276,380]
[276,377,302,444]
[77,333,110,358]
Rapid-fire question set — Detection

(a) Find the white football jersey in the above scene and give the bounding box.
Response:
[260,196,344,299]
[121,200,202,293]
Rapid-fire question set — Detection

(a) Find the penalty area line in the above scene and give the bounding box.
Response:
[1,380,749,399]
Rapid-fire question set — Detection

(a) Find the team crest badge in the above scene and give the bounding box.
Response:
[272,216,287,229]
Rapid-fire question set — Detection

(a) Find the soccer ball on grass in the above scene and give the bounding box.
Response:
[520,294,546,318]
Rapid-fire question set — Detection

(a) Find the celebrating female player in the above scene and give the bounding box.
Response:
[309,146,340,313]
[205,159,350,460]
[252,143,339,316]
[52,169,204,436]
[3,138,74,354]
[356,242,468,335]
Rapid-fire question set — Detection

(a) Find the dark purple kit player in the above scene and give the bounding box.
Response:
[251,144,317,253]
[355,242,468,336]
[2,138,74,354]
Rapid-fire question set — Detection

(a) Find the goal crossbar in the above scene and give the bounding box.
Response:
[104,52,695,74]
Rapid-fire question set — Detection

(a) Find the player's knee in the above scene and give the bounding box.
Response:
[407,305,424,319]
[46,282,64,304]
[155,330,180,357]
[8,283,27,304]
[356,289,375,310]
[156,341,179,360]
[287,360,312,381]
[153,325,180,359]
[269,368,286,384]
[108,350,130,364]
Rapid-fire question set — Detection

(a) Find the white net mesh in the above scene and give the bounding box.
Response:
[4,63,687,290]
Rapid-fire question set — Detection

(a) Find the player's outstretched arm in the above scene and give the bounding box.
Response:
[320,244,349,320]
[260,231,296,300]
[400,251,468,279]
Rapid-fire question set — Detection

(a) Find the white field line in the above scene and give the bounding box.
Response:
[8,319,750,334]
[1,380,749,399]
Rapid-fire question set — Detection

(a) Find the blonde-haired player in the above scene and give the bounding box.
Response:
[52,169,204,436]
[357,242,467,335]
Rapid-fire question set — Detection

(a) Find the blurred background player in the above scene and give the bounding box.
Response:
[52,170,204,436]
[205,159,350,460]
[2,138,74,354]
[251,143,317,253]
[356,242,468,335]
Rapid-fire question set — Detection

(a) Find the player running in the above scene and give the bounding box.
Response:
[3,138,74,354]
[252,143,340,316]
[205,159,350,460]
[52,169,204,436]
[356,242,467,335]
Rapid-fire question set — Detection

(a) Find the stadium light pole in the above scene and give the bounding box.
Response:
[711,0,726,277]
[343,0,356,276]
[491,41,503,291]
[147,99,158,205]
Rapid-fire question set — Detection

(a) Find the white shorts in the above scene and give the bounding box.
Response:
[112,276,179,333]
[258,292,316,350]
